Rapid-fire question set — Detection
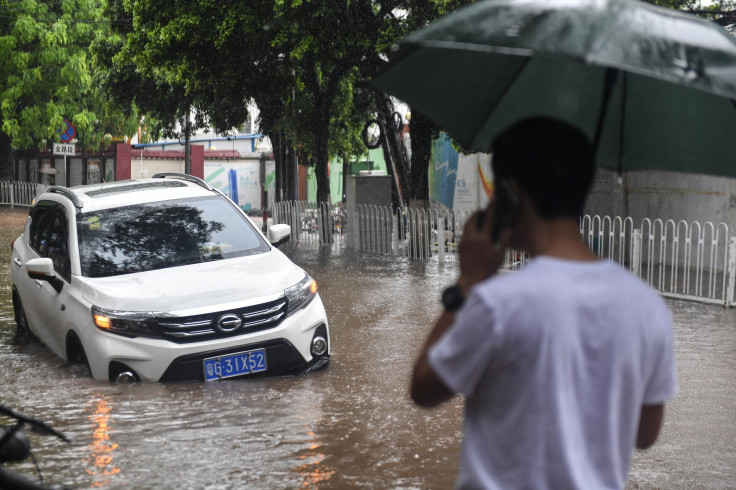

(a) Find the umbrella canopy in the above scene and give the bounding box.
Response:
[372,0,736,178]
[39,167,58,175]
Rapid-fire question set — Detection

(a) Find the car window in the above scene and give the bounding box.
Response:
[77,196,270,277]
[47,214,71,280]
[29,206,55,254]
[28,202,71,281]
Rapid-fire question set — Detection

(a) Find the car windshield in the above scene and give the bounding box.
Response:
[77,196,270,277]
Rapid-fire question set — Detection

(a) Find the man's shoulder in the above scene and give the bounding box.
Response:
[477,258,666,307]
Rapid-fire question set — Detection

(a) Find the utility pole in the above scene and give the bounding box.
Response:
[184,107,191,175]
[260,154,268,233]
[291,70,299,201]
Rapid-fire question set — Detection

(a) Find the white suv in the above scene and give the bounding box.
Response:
[10,174,330,382]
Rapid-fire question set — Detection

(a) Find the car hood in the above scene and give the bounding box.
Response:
[79,249,305,314]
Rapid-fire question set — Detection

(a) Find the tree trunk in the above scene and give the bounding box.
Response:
[313,89,331,207]
[406,109,437,258]
[184,109,191,175]
[0,130,14,181]
[271,132,284,202]
[315,138,330,206]
[287,145,298,201]
[312,86,333,244]
[408,109,437,205]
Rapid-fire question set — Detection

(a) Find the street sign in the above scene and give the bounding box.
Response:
[58,120,76,143]
[53,143,75,155]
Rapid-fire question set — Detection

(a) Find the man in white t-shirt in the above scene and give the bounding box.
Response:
[411,118,678,489]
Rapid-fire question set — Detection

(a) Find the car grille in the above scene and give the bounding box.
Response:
[159,338,312,382]
[156,297,288,343]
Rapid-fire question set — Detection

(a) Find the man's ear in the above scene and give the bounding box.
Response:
[507,178,520,194]
[507,179,522,203]
[508,180,534,220]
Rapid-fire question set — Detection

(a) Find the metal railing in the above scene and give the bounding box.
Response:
[0,181,46,208]
[582,216,736,307]
[272,201,347,245]
[273,200,736,307]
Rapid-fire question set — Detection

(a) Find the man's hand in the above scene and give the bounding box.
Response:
[457,202,511,295]
[411,310,457,407]
[637,404,665,449]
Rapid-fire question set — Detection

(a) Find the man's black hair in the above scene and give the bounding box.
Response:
[491,117,595,220]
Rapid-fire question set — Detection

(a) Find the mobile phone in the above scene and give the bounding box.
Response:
[491,179,519,248]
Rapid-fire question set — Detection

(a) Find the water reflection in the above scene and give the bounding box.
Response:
[78,197,268,277]
[293,424,335,488]
[80,204,221,276]
[84,398,121,487]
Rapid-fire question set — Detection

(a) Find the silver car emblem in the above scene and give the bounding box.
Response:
[216,314,242,333]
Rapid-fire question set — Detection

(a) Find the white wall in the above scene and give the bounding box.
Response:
[130,159,184,180]
[204,158,275,211]
[586,168,736,231]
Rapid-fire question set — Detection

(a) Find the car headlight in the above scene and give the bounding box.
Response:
[92,306,161,338]
[285,273,318,316]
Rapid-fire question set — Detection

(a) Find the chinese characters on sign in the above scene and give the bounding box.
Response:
[53,143,75,155]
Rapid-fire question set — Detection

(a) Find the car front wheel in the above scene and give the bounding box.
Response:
[14,298,35,344]
[66,331,91,376]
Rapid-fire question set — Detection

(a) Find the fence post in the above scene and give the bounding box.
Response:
[726,237,736,308]
[351,206,360,250]
[632,228,642,279]
[293,201,299,236]
[392,213,399,256]
[437,217,445,263]
[10,182,15,209]
[317,203,324,245]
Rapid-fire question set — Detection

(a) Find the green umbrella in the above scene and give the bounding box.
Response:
[372,0,736,178]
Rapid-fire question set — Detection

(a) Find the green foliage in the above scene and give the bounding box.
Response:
[262,1,475,169]
[0,0,140,153]
[0,0,481,196]
[109,1,475,172]
[641,0,736,17]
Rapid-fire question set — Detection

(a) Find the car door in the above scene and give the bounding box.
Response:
[12,204,54,335]
[19,202,73,357]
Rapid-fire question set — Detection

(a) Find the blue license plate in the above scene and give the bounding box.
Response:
[203,348,267,381]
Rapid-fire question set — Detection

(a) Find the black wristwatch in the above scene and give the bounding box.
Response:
[441,285,465,312]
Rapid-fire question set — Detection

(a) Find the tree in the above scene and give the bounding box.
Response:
[111,1,370,204]
[108,1,478,206]
[642,0,736,24]
[0,0,138,178]
[256,0,476,205]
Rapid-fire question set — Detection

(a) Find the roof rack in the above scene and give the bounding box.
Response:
[47,186,84,209]
[152,173,213,191]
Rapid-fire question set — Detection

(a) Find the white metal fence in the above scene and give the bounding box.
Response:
[273,201,736,307]
[0,181,46,208]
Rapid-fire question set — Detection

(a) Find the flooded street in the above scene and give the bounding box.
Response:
[1,208,734,489]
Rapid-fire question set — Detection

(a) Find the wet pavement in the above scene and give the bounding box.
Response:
[1,208,734,489]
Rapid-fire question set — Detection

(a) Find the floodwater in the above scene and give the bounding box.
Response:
[0,208,734,489]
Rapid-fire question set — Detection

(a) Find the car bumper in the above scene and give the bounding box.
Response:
[82,296,330,382]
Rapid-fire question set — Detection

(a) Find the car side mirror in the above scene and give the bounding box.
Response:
[26,258,63,293]
[267,224,291,248]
